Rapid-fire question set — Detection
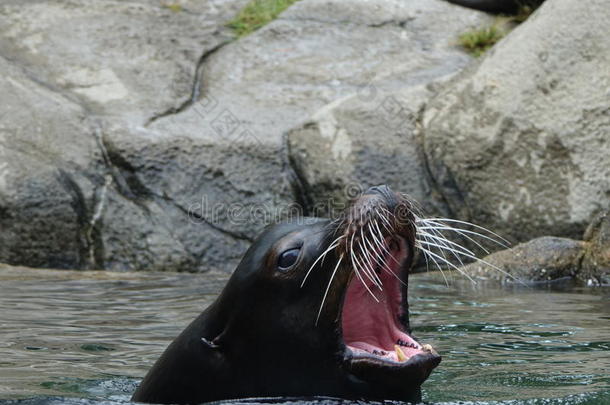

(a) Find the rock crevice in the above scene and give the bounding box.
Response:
[144,39,235,126]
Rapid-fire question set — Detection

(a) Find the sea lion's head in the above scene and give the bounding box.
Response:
[207,185,440,401]
[132,185,441,404]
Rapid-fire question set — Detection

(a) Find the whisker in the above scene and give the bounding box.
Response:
[363,225,405,286]
[300,235,345,288]
[360,228,383,287]
[419,238,523,285]
[353,246,383,290]
[377,207,395,234]
[417,225,495,254]
[351,251,380,302]
[368,222,392,262]
[427,242,523,285]
[358,240,382,288]
[421,217,511,245]
[420,235,431,273]
[377,205,393,220]
[417,240,444,274]
[421,225,461,271]
[417,238,452,287]
[352,229,381,289]
[372,220,401,266]
[417,239,467,267]
[321,234,345,268]
[416,245,478,285]
[418,220,508,251]
[416,221,523,285]
[316,254,344,325]
[418,226,469,262]
[415,233,450,287]
[417,229,477,257]
[373,206,394,234]
[330,217,346,239]
[470,256,525,286]
[351,233,382,295]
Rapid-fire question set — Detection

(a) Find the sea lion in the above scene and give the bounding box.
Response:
[132,185,441,404]
[445,0,543,14]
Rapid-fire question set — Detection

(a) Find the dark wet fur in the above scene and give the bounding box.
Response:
[445,0,543,14]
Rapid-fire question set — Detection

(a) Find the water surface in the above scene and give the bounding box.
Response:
[0,266,608,404]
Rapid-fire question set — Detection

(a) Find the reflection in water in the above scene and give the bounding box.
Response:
[0,267,608,404]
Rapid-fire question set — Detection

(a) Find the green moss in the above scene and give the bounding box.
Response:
[228,0,300,37]
[458,25,504,57]
[458,1,542,58]
[162,2,183,13]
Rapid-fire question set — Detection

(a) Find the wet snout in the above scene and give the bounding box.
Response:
[348,185,416,244]
[363,185,399,210]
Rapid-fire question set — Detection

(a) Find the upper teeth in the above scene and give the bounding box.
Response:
[396,339,419,349]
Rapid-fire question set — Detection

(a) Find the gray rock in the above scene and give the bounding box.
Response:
[422,0,610,244]
[460,236,584,283]
[1,0,491,272]
[581,211,610,285]
[0,0,251,272]
[196,0,491,144]
[10,0,604,275]
[0,0,247,124]
[97,123,262,271]
[0,56,102,269]
[281,0,492,215]
[101,0,492,267]
[0,53,245,272]
[287,82,446,217]
[458,211,610,285]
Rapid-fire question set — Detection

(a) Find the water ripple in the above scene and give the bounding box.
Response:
[0,267,608,404]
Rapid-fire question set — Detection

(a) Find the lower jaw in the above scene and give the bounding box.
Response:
[340,338,441,395]
[346,349,441,389]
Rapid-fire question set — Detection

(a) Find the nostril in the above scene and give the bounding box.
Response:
[363,185,398,210]
[365,185,392,196]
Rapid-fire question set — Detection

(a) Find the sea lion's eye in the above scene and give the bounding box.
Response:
[277,248,300,271]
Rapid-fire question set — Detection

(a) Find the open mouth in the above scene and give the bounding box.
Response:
[331,188,441,387]
[341,237,429,363]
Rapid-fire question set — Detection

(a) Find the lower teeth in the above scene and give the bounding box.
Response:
[394,345,407,362]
